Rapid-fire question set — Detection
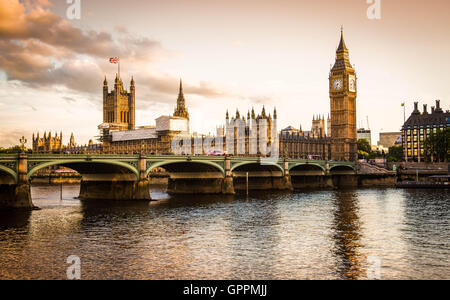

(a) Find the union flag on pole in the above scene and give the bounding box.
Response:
[109,57,119,64]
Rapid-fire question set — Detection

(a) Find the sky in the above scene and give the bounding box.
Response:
[0,0,449,147]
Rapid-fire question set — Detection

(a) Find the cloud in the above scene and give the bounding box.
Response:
[0,128,29,147]
[0,0,171,95]
[246,95,274,105]
[0,0,264,117]
[62,96,76,103]
[24,102,38,111]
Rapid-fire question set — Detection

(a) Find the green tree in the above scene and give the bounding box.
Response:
[423,128,449,162]
[0,145,31,154]
[357,139,372,159]
[387,145,403,162]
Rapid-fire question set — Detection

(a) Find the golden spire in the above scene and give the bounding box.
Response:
[332,27,353,71]
[173,78,189,119]
[337,25,348,51]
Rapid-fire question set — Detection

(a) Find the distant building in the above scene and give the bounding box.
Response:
[402,100,450,162]
[312,115,326,138]
[357,128,372,145]
[32,131,63,153]
[99,77,191,154]
[32,132,102,154]
[279,116,331,160]
[220,106,277,157]
[378,132,401,149]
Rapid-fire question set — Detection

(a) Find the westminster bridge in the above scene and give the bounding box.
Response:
[0,154,356,209]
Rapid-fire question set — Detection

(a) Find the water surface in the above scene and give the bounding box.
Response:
[0,185,448,279]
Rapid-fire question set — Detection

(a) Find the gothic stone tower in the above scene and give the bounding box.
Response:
[329,28,357,161]
[103,74,135,131]
[173,79,189,120]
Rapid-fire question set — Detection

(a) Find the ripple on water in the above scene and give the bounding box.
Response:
[0,185,448,279]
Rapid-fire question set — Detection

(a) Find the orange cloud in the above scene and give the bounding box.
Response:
[0,0,171,95]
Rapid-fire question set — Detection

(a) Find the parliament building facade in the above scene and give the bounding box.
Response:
[32,29,357,161]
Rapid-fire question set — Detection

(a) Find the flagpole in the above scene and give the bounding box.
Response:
[118,56,120,79]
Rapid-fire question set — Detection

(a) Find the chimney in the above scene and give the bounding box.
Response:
[423,104,428,114]
[436,100,440,109]
[431,106,435,114]
[413,102,419,114]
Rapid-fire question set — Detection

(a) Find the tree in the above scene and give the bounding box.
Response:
[0,146,31,154]
[423,128,449,162]
[358,139,371,153]
[387,145,403,162]
[357,139,372,159]
[357,149,370,159]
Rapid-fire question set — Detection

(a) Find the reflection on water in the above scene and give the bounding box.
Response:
[0,185,448,279]
[332,191,363,279]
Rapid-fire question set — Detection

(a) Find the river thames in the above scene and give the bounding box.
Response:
[0,185,448,280]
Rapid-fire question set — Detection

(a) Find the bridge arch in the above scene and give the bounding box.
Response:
[27,159,140,180]
[231,161,284,175]
[329,165,356,175]
[289,162,326,173]
[0,165,17,184]
[146,160,225,177]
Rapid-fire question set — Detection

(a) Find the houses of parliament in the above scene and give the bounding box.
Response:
[32,29,357,162]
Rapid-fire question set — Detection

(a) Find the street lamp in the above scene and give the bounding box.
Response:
[19,136,27,153]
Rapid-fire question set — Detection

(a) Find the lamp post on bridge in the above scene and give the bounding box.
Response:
[19,136,27,153]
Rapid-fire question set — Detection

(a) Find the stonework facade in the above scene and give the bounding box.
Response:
[102,74,135,132]
[32,132,102,154]
[219,107,277,157]
[100,78,190,154]
[279,116,331,160]
[329,29,357,161]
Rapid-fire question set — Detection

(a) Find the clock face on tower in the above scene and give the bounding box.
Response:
[333,78,343,91]
[349,75,356,92]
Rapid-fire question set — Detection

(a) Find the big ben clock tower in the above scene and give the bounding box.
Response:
[329,28,357,161]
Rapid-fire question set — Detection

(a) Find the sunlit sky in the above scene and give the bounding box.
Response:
[0,0,449,147]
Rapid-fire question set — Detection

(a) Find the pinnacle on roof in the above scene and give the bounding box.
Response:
[337,26,348,52]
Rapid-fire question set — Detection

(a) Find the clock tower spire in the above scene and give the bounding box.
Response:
[329,28,357,161]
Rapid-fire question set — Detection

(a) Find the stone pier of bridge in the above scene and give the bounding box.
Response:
[78,155,150,201]
[0,154,34,210]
